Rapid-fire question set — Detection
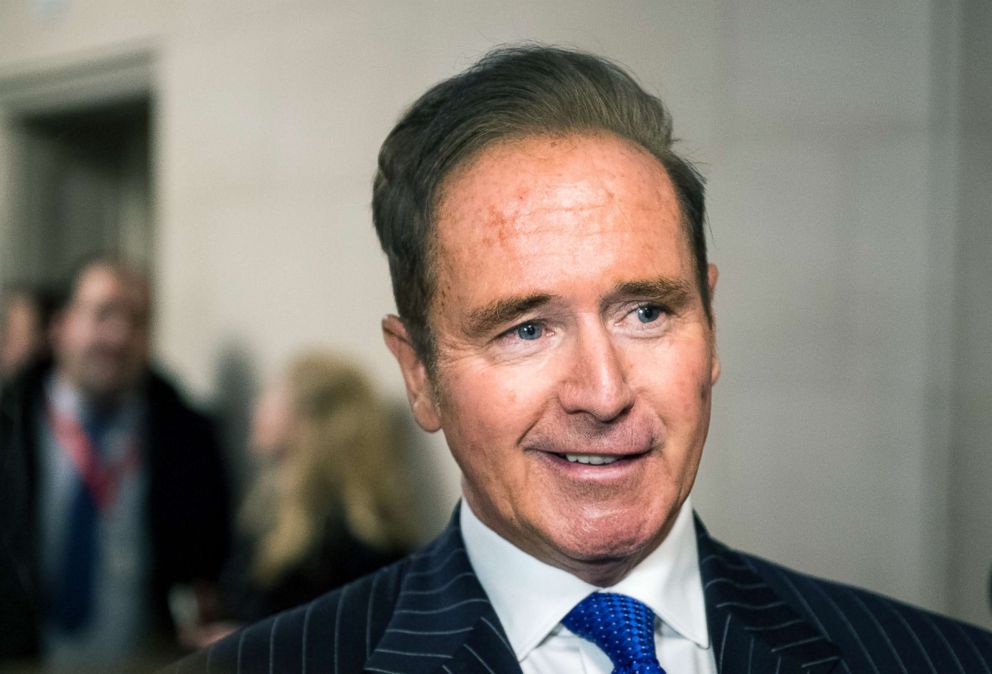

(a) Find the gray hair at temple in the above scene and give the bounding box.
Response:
[372,44,709,372]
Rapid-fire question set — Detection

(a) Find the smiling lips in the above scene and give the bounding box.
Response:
[532,428,658,468]
[549,449,652,466]
[528,417,660,467]
[565,453,620,465]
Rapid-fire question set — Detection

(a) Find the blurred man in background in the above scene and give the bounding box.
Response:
[0,256,231,668]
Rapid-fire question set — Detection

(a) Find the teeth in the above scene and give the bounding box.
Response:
[564,454,619,465]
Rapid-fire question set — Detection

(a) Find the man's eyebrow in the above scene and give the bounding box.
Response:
[608,278,693,309]
[462,294,553,338]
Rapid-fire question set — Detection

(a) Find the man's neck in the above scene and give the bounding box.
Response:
[52,370,131,417]
[462,492,678,587]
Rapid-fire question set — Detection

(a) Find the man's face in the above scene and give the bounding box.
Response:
[386,133,719,585]
[53,265,150,402]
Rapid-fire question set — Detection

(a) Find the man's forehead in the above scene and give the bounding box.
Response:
[443,131,670,190]
[74,265,148,307]
[442,133,674,215]
[433,133,685,261]
[425,133,698,325]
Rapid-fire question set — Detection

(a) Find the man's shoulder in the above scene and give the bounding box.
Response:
[739,546,992,670]
[694,518,992,672]
[145,367,210,423]
[143,366,221,464]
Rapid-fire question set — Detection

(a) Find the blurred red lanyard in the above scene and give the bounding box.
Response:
[47,405,140,512]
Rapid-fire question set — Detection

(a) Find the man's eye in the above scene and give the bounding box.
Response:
[514,322,543,340]
[635,304,664,324]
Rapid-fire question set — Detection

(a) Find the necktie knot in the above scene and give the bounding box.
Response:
[562,592,666,674]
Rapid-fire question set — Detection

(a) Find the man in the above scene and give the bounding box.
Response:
[0,257,231,667]
[173,46,992,673]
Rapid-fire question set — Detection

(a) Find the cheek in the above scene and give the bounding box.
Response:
[442,346,554,412]
[643,347,714,430]
[58,327,86,357]
[437,365,549,475]
[643,355,712,494]
[441,367,529,443]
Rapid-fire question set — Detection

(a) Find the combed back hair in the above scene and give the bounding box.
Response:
[372,44,709,370]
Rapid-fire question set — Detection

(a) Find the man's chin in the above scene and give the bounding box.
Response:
[536,520,668,586]
[79,373,137,404]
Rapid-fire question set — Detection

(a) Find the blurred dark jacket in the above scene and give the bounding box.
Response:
[222,513,405,623]
[0,359,231,661]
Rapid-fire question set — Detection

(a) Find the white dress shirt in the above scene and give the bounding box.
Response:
[461,497,717,674]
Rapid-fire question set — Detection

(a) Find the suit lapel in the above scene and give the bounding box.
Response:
[441,613,522,674]
[364,514,521,674]
[695,515,841,674]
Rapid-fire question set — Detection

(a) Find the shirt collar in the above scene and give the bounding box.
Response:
[46,373,144,443]
[461,496,710,662]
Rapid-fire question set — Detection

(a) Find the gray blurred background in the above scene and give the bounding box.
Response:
[0,0,988,629]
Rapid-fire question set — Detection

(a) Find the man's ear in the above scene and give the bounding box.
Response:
[382,314,442,432]
[706,263,721,385]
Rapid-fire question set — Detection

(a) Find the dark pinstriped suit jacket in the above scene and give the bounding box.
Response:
[172,511,992,673]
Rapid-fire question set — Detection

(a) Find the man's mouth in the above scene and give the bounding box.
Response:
[563,453,621,466]
[546,448,652,466]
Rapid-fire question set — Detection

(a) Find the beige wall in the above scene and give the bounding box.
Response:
[1,0,988,627]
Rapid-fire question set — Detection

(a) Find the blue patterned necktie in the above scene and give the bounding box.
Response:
[562,592,667,674]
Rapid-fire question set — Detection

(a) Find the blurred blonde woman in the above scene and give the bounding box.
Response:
[228,352,416,621]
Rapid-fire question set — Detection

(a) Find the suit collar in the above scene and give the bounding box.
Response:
[364,509,522,674]
[694,514,841,673]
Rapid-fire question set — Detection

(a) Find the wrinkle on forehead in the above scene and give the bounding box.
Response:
[454,133,677,218]
[439,136,679,247]
[430,133,691,324]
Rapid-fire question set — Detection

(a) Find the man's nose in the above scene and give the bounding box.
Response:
[100,312,137,346]
[557,324,634,422]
